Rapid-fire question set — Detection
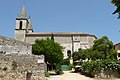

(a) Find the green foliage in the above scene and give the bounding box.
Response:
[51,33,54,42]
[81,60,120,77]
[61,58,70,65]
[85,50,103,60]
[111,0,120,6]
[92,36,117,60]
[11,60,17,70]
[72,48,87,61]
[72,52,80,61]
[74,36,117,61]
[111,0,120,18]
[44,71,50,77]
[55,64,64,75]
[72,36,118,77]
[32,38,64,69]
[73,37,117,61]
[81,61,102,75]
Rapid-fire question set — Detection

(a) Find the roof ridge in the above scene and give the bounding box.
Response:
[20,5,27,18]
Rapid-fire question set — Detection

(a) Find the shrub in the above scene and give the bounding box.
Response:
[55,64,64,75]
[61,58,70,65]
[55,69,64,75]
[11,60,17,70]
[81,60,120,78]
[44,71,50,77]
[81,61,100,77]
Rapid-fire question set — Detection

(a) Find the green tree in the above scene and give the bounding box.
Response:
[111,0,120,18]
[72,36,117,62]
[51,33,54,42]
[72,52,80,61]
[72,48,87,61]
[92,36,117,60]
[32,38,64,67]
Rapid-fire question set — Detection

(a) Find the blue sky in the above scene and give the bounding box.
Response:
[0,0,120,44]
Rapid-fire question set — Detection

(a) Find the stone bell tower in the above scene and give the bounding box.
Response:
[14,5,33,42]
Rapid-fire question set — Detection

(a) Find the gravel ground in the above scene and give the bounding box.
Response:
[47,71,120,80]
[47,71,93,80]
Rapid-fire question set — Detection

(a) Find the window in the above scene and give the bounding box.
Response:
[20,21,22,29]
[118,53,120,57]
[67,50,71,58]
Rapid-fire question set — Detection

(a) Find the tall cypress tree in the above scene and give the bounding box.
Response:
[51,33,54,42]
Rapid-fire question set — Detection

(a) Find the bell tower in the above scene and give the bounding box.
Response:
[14,5,30,42]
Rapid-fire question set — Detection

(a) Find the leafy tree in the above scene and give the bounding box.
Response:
[92,36,117,60]
[32,38,64,66]
[72,36,117,62]
[61,58,70,65]
[111,0,120,18]
[73,36,118,77]
[72,52,80,61]
[72,48,87,62]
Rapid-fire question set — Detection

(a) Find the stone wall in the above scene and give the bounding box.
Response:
[0,35,32,54]
[0,54,46,80]
[95,68,119,78]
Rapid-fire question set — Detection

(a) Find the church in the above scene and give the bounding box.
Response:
[14,6,97,58]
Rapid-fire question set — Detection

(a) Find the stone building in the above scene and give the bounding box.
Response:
[114,43,120,60]
[15,6,97,58]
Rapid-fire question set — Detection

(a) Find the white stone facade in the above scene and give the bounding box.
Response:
[114,43,120,60]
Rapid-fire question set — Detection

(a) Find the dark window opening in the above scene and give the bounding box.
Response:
[26,71,32,80]
[20,21,22,29]
[118,53,120,57]
[67,50,71,58]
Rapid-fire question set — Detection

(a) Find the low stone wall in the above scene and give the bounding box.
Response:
[95,68,119,79]
[0,35,32,54]
[0,54,46,80]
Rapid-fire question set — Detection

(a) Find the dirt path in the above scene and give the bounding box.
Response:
[47,71,93,80]
[47,71,120,80]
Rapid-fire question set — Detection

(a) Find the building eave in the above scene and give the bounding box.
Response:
[26,32,97,38]
[114,42,120,46]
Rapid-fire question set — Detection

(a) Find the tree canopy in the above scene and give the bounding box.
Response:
[72,36,117,62]
[32,38,64,65]
[72,36,118,78]
[111,0,120,18]
[92,36,117,60]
